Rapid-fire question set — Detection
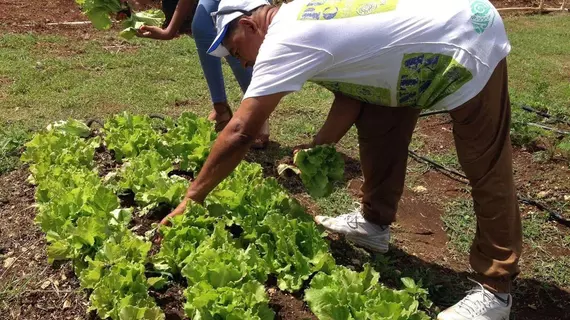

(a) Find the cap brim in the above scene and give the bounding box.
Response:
[207,24,230,58]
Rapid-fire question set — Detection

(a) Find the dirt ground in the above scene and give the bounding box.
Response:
[1,0,569,320]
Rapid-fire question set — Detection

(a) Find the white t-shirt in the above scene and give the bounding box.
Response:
[243,0,511,110]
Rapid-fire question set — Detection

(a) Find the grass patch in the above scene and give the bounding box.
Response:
[505,15,570,154]
[530,256,570,289]
[441,198,476,254]
[0,123,30,174]
[506,15,570,119]
[313,185,357,217]
[522,210,570,249]
[428,148,461,172]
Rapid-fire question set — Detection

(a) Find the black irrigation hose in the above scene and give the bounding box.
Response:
[408,149,570,227]
[521,105,570,126]
[527,122,570,135]
[86,118,104,128]
[419,110,449,117]
[149,114,166,121]
[407,150,468,183]
[518,197,570,228]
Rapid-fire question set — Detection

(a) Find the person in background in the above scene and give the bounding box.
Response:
[128,0,270,148]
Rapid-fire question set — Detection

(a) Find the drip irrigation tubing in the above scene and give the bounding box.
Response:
[86,118,104,128]
[521,105,570,126]
[527,122,570,135]
[419,106,570,135]
[408,149,570,227]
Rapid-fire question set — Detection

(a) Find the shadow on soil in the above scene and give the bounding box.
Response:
[328,237,570,320]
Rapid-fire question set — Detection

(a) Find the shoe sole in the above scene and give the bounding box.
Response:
[346,234,389,253]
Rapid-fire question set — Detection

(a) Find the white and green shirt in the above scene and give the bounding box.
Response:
[243,0,511,110]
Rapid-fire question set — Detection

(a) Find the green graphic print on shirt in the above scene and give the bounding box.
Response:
[469,0,496,34]
[313,80,392,106]
[397,53,473,109]
[298,0,399,20]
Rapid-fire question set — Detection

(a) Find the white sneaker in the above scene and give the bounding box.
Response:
[314,209,390,253]
[438,280,511,320]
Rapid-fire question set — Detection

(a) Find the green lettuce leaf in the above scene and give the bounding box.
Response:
[120,9,166,40]
[102,112,161,161]
[280,145,345,198]
[183,280,274,320]
[305,264,430,320]
[117,149,189,206]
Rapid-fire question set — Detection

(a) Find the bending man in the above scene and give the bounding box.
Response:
[165,0,522,319]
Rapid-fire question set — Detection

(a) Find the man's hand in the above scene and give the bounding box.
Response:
[159,198,189,227]
[137,25,177,40]
[292,143,314,155]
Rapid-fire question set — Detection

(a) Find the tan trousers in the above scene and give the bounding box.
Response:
[354,59,522,293]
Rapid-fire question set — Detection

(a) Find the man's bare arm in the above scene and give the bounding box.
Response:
[312,93,362,146]
[161,92,287,223]
[137,0,194,39]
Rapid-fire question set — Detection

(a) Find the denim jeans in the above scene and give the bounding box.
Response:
[191,0,252,104]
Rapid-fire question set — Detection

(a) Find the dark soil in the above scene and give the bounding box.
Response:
[267,287,318,320]
[149,283,187,320]
[94,145,119,177]
[0,168,90,320]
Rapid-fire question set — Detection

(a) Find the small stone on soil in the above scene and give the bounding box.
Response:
[412,185,428,193]
[3,257,16,268]
[537,190,550,198]
[40,280,51,289]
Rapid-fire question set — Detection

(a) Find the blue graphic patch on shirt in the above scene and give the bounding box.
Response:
[397,53,473,109]
[470,0,496,34]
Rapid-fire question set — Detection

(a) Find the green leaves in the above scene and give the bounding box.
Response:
[255,213,335,292]
[24,113,430,320]
[117,149,189,206]
[103,112,162,161]
[305,264,430,320]
[75,0,167,39]
[184,281,275,320]
[23,117,164,320]
[158,112,217,172]
[279,145,345,198]
[88,261,164,320]
[21,124,99,184]
[120,9,166,40]
[75,0,123,30]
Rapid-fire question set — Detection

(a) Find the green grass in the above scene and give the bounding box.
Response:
[441,198,476,254]
[442,197,570,252]
[522,210,570,248]
[313,185,357,217]
[0,123,30,174]
[428,148,461,172]
[505,14,570,118]
[530,256,570,289]
[504,15,570,151]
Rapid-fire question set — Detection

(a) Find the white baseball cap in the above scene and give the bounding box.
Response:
[207,0,270,58]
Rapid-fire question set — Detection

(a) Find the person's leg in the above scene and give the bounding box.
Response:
[438,58,521,320]
[192,0,269,145]
[356,103,421,226]
[191,0,231,129]
[225,55,253,94]
[315,97,420,253]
